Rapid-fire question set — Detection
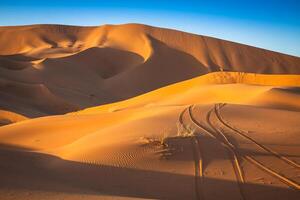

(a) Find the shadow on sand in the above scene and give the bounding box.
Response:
[0,144,299,200]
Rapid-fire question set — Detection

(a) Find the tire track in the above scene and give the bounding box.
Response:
[188,105,245,200]
[190,104,300,191]
[206,106,245,185]
[215,103,300,168]
[191,136,205,200]
[213,103,300,190]
[179,107,204,200]
[201,105,246,199]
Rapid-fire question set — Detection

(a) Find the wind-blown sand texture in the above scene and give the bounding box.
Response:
[0,24,299,200]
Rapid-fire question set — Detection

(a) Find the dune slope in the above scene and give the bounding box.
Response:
[0,24,300,199]
[1,72,300,199]
[1,24,300,118]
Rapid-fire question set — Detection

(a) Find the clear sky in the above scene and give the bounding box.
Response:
[1,0,300,56]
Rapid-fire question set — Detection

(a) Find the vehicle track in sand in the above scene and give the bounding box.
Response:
[178,107,204,200]
[213,103,300,190]
[188,105,245,200]
[215,103,300,168]
[189,103,299,190]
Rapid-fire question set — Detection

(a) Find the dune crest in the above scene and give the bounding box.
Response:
[1,24,300,118]
[0,23,300,200]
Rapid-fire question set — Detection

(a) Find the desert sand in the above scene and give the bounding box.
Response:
[0,23,299,200]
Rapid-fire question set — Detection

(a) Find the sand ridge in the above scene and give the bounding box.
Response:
[0,23,300,199]
[1,24,300,120]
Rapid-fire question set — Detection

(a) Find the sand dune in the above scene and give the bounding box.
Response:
[0,110,27,126]
[0,24,300,199]
[1,73,300,199]
[1,24,300,118]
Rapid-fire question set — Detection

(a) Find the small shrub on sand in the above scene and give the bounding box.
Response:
[176,122,195,137]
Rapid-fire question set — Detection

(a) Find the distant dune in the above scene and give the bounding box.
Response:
[1,24,300,118]
[0,24,300,200]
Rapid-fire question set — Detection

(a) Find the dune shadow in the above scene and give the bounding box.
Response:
[274,87,300,95]
[0,144,299,200]
[0,36,210,119]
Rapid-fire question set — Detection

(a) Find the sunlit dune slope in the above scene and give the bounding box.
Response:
[0,72,300,150]
[77,72,300,115]
[0,72,300,199]
[0,110,27,126]
[1,22,300,200]
[1,23,300,118]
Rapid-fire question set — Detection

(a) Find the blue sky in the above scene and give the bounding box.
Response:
[1,0,300,56]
